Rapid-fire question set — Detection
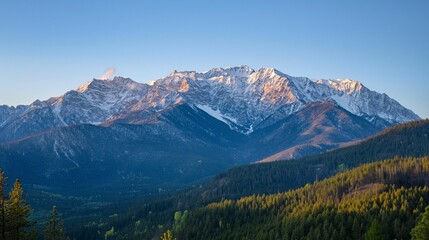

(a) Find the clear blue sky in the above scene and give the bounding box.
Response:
[0,1,428,118]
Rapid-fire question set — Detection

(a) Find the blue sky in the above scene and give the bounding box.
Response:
[0,1,428,118]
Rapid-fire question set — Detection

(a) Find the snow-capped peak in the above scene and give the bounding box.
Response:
[248,67,287,80]
[0,65,420,141]
[316,78,363,94]
[76,76,146,93]
[76,79,96,93]
[204,66,255,78]
[125,66,419,131]
[223,65,255,77]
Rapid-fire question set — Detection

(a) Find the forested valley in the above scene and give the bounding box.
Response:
[70,120,428,239]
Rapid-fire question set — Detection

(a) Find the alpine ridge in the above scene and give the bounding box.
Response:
[109,66,419,132]
[0,66,420,143]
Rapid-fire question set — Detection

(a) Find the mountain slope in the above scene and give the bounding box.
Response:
[0,103,243,191]
[176,157,429,240]
[0,77,149,143]
[0,101,383,192]
[201,119,429,199]
[0,105,28,126]
[248,101,380,162]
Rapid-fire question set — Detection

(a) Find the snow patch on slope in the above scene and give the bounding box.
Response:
[196,104,237,124]
[195,104,253,134]
[53,139,80,168]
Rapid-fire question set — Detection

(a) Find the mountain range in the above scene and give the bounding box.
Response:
[0,66,418,141]
[0,66,420,196]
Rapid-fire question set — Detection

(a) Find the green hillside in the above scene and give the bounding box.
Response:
[204,119,429,199]
[176,157,429,240]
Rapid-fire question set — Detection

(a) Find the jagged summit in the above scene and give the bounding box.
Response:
[204,65,256,78]
[316,78,364,93]
[0,66,420,142]
[76,76,145,93]
[122,66,418,131]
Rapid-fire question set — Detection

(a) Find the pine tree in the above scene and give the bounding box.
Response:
[0,170,7,240]
[411,205,429,240]
[0,169,7,240]
[6,179,33,240]
[365,220,383,240]
[330,229,339,240]
[45,206,68,240]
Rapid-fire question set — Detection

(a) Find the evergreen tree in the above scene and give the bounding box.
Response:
[45,206,68,240]
[364,220,383,240]
[411,205,429,240]
[0,170,7,240]
[6,179,33,240]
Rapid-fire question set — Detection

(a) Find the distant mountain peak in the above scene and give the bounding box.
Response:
[88,66,420,131]
[205,65,254,75]
[76,79,96,93]
[76,76,146,93]
[255,67,280,76]
[0,65,420,143]
[316,78,364,94]
[115,66,417,133]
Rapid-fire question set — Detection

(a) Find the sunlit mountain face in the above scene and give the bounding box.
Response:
[0,66,419,144]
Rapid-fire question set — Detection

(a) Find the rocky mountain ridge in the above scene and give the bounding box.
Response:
[0,66,420,143]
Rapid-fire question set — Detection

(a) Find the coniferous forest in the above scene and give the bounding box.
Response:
[176,157,429,240]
